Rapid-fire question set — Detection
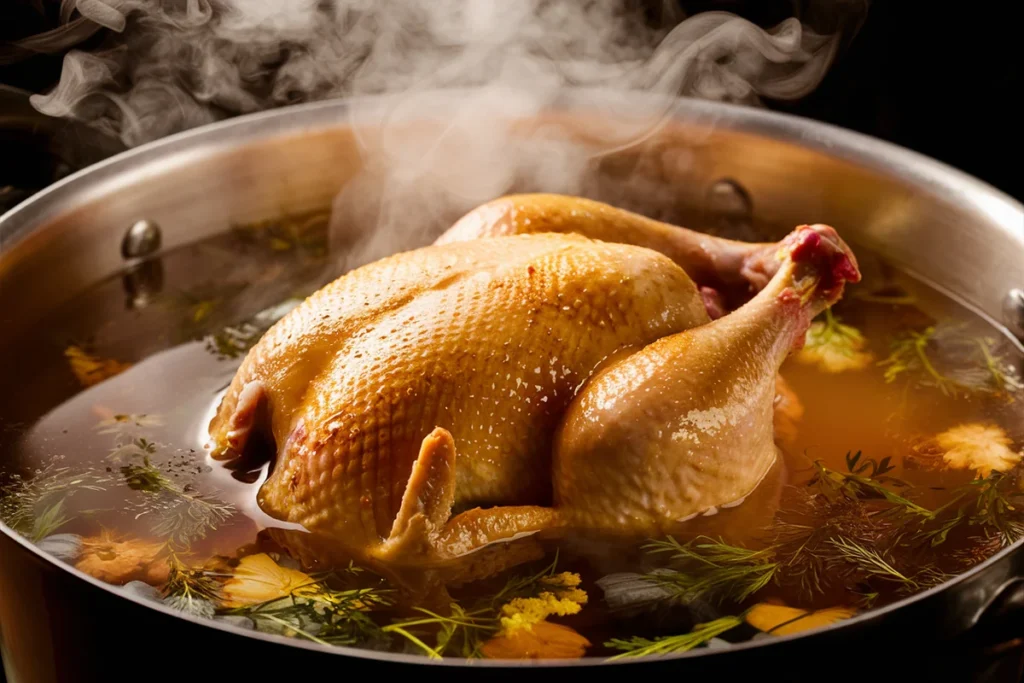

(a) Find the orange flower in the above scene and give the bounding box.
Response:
[75,532,169,585]
[65,346,132,388]
[481,621,591,660]
[746,602,855,636]
[220,553,318,607]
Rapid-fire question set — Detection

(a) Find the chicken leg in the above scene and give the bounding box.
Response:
[436,194,779,297]
[375,224,859,563]
[554,225,859,532]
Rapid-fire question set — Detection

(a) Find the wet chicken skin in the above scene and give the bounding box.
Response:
[209,195,859,572]
[211,233,710,553]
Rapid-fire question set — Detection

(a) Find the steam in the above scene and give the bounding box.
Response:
[32,0,862,268]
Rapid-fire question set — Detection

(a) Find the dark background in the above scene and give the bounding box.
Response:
[2,0,1021,201]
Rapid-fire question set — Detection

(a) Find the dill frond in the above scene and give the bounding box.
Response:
[605,614,744,659]
[0,459,111,540]
[825,537,918,590]
[642,536,778,605]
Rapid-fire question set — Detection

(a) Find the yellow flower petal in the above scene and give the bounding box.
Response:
[497,576,589,634]
[220,553,317,607]
[481,621,590,660]
[936,423,1021,478]
[746,602,856,636]
[540,572,582,588]
[499,591,587,633]
[796,319,873,373]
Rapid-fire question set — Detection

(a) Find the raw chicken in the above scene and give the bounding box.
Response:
[209,194,859,574]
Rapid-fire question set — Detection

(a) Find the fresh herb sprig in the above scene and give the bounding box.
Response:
[879,324,1022,397]
[606,614,745,659]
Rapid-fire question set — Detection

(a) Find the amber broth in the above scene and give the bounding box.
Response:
[1,215,1022,660]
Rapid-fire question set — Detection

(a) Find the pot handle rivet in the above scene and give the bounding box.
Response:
[1004,288,1024,340]
[121,220,162,260]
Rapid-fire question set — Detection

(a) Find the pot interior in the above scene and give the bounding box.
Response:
[1,94,1022,665]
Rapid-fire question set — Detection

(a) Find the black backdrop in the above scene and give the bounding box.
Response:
[1,0,1021,199]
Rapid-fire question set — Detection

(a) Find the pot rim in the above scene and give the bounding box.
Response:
[1,89,1022,667]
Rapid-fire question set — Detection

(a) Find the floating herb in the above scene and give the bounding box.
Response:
[879,324,1022,397]
[625,454,1021,615]
[824,537,919,590]
[202,298,303,361]
[642,536,779,604]
[204,322,263,360]
[98,420,236,549]
[0,459,111,540]
[230,213,329,258]
[221,556,393,647]
[162,559,225,618]
[605,614,745,659]
[384,553,587,659]
[796,309,874,373]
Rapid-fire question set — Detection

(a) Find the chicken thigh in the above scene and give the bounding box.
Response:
[209,195,859,575]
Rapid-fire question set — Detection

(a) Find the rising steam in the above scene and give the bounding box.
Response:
[32,0,861,268]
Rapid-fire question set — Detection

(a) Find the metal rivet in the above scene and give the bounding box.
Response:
[1004,288,1024,340]
[121,219,162,260]
[706,179,753,221]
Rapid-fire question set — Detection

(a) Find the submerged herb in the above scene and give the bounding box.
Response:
[0,459,111,540]
[796,309,874,373]
[879,324,1022,397]
[223,563,393,647]
[230,213,329,258]
[845,450,896,479]
[383,553,586,659]
[823,537,920,590]
[625,457,1023,620]
[605,614,745,659]
[642,536,778,604]
[102,426,235,549]
[204,321,265,361]
[162,560,225,618]
[202,298,303,361]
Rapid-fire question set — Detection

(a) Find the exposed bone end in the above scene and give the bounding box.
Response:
[783,223,861,305]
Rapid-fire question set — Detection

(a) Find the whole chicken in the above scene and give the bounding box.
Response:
[209,194,859,574]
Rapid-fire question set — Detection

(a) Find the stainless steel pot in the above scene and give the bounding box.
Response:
[1,91,1023,683]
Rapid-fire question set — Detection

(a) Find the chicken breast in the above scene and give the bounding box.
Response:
[209,195,859,576]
